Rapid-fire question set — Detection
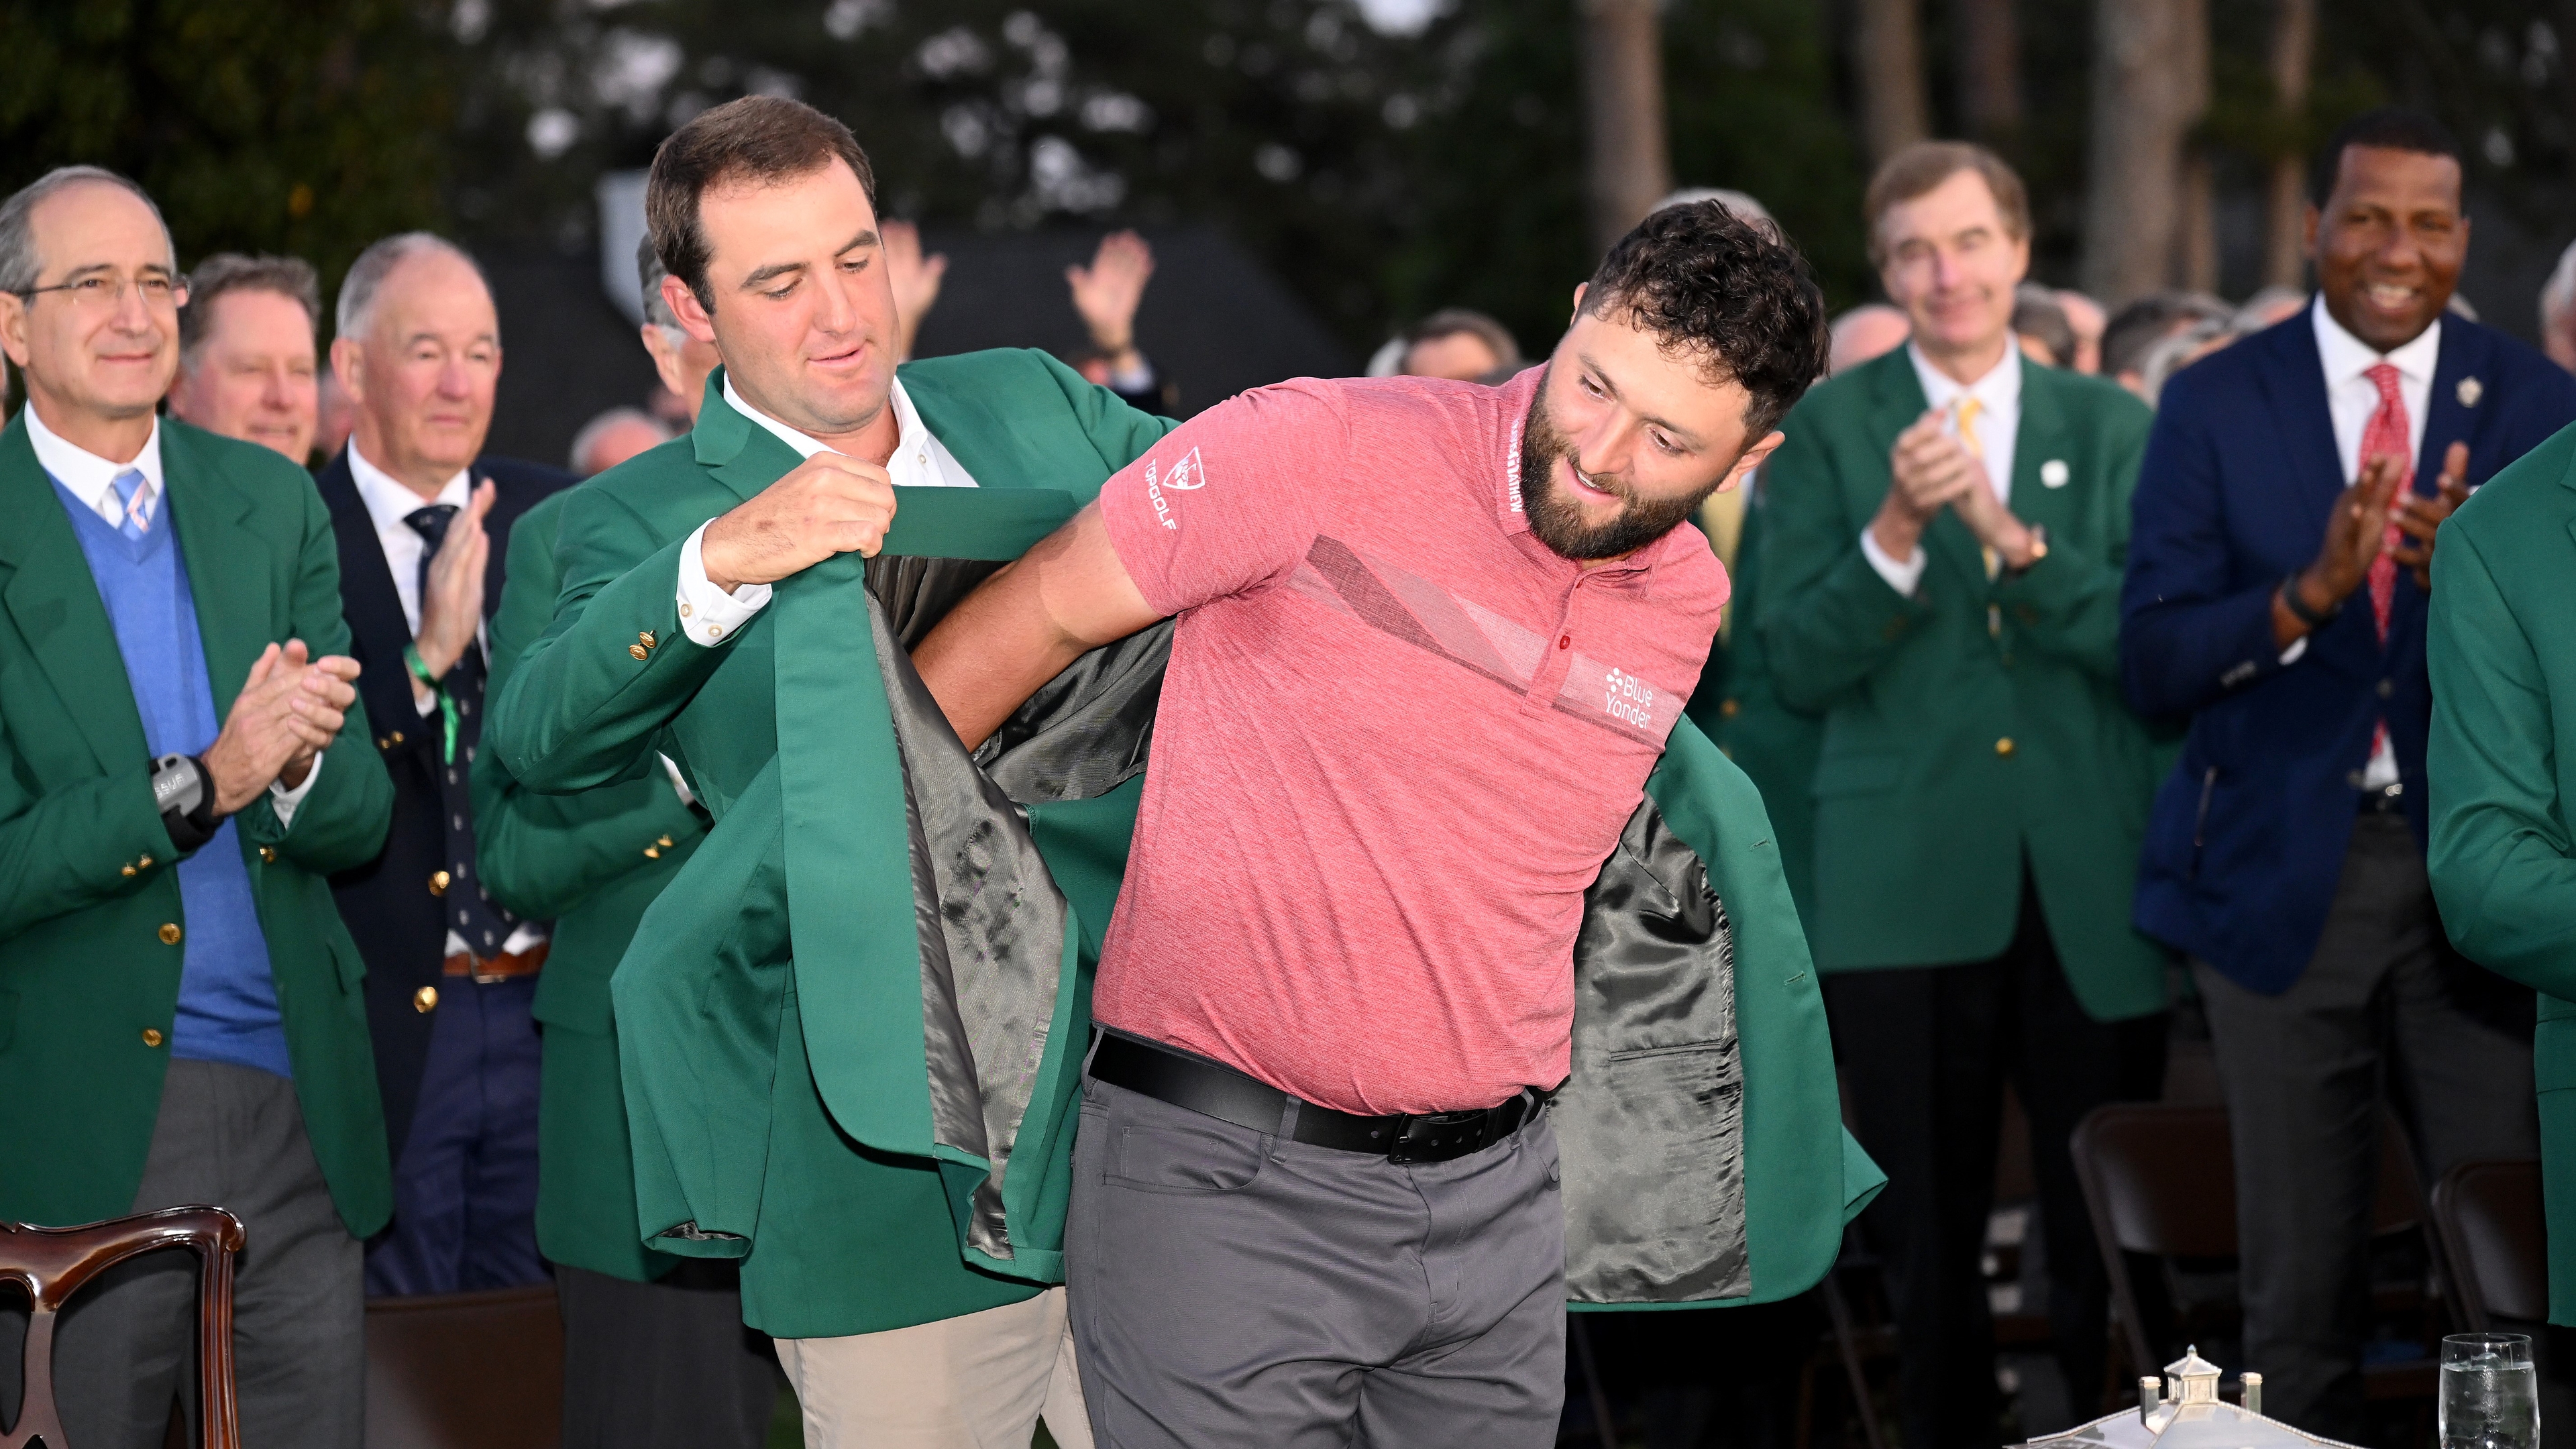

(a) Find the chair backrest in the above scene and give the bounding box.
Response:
[0,1207,246,1449]
[362,1286,562,1449]
[2071,1102,2430,1377]
[2431,1157,2549,1328]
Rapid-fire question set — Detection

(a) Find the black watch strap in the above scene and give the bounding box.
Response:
[150,753,219,852]
[2280,573,2338,630]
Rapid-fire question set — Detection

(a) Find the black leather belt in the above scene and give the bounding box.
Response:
[1087,1033,1538,1165]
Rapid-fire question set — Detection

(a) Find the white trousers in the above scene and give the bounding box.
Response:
[773,1285,1092,1448]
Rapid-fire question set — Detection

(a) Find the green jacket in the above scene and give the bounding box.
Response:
[1757,350,2170,1020]
[1693,474,1823,934]
[2425,419,2576,1325]
[487,352,1179,1336]
[0,413,396,1234]
[474,489,708,1281]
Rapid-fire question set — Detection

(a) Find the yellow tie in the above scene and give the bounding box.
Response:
[1958,398,2000,583]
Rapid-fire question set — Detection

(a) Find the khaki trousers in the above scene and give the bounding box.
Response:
[773,1285,1091,1448]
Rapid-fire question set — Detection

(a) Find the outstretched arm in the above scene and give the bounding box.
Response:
[911,503,1162,750]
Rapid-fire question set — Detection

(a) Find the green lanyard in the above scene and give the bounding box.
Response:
[402,643,460,764]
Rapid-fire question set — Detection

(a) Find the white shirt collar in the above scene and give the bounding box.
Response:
[721,370,931,467]
[2311,293,2442,388]
[1904,338,2022,415]
[347,441,473,534]
[25,402,164,531]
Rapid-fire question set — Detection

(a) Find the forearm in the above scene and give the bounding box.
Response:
[237,714,394,873]
[912,557,1093,750]
[491,532,721,792]
[1990,550,2125,680]
[0,768,175,938]
[476,767,700,920]
[1762,547,1933,711]
[2118,581,2282,718]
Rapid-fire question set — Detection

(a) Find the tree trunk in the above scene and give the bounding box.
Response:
[1855,0,1931,168]
[1578,0,1674,258]
[2263,0,2318,288]
[1956,0,2025,144]
[2080,0,2212,304]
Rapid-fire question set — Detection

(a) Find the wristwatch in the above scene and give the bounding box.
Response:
[2279,572,2338,630]
[150,753,219,851]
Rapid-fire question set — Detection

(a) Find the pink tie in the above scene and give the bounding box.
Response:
[2360,362,2411,644]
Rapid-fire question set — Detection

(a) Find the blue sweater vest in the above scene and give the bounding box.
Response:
[52,478,292,1079]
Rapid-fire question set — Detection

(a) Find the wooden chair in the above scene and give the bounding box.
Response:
[0,1206,246,1449]
[362,1285,562,1449]
[2430,1157,2549,1330]
[2071,1102,2440,1403]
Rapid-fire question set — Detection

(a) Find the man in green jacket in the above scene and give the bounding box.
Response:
[0,168,394,1448]
[2426,419,2576,1325]
[1758,142,2171,1444]
[471,240,773,1448]
[486,96,1174,1446]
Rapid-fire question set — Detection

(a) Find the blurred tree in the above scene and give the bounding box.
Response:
[2079,0,2208,304]
[1579,0,1673,254]
[1954,0,2023,147]
[0,0,455,292]
[1855,0,1930,166]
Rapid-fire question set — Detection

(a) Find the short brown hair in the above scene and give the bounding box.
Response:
[1864,142,2030,266]
[1403,309,1522,371]
[646,95,877,313]
[178,252,321,361]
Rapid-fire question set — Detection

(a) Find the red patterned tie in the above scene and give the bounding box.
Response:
[2360,362,2411,643]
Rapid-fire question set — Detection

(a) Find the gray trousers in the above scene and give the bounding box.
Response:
[2196,814,2538,1442]
[0,1059,364,1449]
[557,1260,774,1449]
[1067,1075,1566,1449]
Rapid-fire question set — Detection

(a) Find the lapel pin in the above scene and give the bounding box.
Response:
[2458,376,2483,407]
[2040,459,2070,488]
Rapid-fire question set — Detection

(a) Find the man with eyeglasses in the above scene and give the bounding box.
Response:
[0,166,394,1448]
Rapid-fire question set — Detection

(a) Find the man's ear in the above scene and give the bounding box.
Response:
[1724,429,1788,492]
[664,275,718,346]
[2302,203,2320,261]
[329,335,364,405]
[1569,281,1589,323]
[0,293,28,369]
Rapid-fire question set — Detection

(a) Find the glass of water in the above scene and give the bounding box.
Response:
[2442,1332,2540,1449]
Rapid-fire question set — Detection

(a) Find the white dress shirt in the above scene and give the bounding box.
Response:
[2291,296,2436,790]
[677,376,979,647]
[346,445,544,957]
[1861,341,2024,598]
[24,405,318,824]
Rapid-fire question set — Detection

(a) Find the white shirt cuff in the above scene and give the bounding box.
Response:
[1860,528,1927,598]
[678,522,771,647]
[268,752,322,830]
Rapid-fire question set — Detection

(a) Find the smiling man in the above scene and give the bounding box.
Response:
[1757,141,2171,1446]
[311,231,576,1298]
[165,252,323,464]
[2121,107,2576,1439]
[906,198,1825,1447]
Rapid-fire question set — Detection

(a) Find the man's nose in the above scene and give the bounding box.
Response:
[813,268,859,334]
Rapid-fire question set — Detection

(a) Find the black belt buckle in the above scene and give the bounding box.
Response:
[1387,1106,1501,1165]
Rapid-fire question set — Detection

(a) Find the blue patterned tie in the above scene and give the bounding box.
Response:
[110,469,150,541]
[401,500,517,959]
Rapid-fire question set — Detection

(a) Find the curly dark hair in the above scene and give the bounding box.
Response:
[1580,200,1829,441]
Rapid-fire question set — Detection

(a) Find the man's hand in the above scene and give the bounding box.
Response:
[2273,451,2408,646]
[415,480,495,698]
[2388,441,2471,590]
[883,219,947,364]
[1067,231,1155,356]
[699,452,899,592]
[203,641,362,814]
[1868,409,1985,564]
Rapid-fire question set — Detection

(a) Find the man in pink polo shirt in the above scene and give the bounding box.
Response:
[912,202,1827,1448]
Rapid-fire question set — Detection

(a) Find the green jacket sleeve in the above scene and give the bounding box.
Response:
[0,753,170,941]
[1033,352,1179,482]
[1756,410,1933,712]
[1982,397,2146,683]
[477,498,706,920]
[235,480,394,873]
[489,486,725,794]
[2428,524,2576,994]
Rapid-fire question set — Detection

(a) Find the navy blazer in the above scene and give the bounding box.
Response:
[313,448,573,1161]
[2120,309,2576,992]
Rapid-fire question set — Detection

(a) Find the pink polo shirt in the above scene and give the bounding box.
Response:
[1093,369,1728,1115]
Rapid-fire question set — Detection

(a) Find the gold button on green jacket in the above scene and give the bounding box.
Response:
[0,415,396,1236]
[1755,350,2173,1020]
[2425,418,2576,1325]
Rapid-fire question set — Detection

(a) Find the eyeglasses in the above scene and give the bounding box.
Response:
[10,272,189,310]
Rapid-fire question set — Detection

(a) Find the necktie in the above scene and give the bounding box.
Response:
[400,500,517,959]
[2359,363,2411,644]
[110,470,152,542]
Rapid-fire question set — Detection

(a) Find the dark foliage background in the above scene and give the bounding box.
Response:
[5,0,2574,357]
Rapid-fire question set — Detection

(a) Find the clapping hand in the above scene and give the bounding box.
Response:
[882,220,947,362]
[415,479,494,690]
[1067,231,1155,356]
[2387,441,2471,590]
[203,641,362,813]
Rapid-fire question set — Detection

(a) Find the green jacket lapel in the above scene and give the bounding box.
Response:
[161,427,273,718]
[2005,366,2079,545]
[0,416,147,773]
[693,368,806,503]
